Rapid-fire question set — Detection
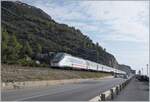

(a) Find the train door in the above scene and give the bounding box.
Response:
[86,61,89,70]
[97,64,98,71]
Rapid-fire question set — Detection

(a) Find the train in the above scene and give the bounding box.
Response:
[50,52,126,75]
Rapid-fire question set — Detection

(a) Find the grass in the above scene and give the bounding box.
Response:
[1,64,112,82]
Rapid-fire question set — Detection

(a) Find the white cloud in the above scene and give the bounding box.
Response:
[80,1,148,21]
[28,0,149,44]
[32,0,88,23]
[100,20,149,43]
[79,1,149,43]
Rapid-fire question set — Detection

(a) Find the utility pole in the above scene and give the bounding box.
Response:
[142,68,143,75]
[146,64,148,77]
[138,70,141,75]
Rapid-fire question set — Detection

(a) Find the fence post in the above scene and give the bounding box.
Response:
[119,84,122,91]
[101,94,105,101]
[110,89,114,99]
[116,86,119,95]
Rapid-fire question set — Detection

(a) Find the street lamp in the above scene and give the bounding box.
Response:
[146,64,149,77]
[142,68,143,75]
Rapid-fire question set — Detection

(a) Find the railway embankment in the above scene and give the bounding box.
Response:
[2,76,113,90]
[1,64,112,90]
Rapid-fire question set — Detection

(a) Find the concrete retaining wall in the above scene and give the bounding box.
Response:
[2,76,113,90]
[90,77,133,102]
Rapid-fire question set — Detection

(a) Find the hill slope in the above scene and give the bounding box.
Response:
[2,1,119,68]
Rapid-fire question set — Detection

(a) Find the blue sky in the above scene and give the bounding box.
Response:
[22,0,149,75]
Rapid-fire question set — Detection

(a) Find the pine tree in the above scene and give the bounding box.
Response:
[21,41,33,57]
[1,29,9,63]
[35,43,42,54]
[7,34,22,63]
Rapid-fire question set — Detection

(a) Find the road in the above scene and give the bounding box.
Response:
[2,78,126,101]
[113,77,149,101]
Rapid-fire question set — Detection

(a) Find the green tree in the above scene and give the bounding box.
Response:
[21,41,33,57]
[35,43,42,54]
[26,42,32,56]
[7,34,22,63]
[1,29,9,63]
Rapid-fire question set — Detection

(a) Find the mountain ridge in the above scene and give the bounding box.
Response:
[2,1,129,70]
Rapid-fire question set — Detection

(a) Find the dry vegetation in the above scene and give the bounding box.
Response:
[2,64,112,82]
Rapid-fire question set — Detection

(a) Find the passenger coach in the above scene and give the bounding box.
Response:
[50,52,126,75]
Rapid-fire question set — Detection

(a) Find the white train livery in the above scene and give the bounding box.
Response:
[50,52,126,75]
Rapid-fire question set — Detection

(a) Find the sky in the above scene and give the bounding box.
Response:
[21,0,149,75]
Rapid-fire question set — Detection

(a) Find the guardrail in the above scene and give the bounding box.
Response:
[90,77,133,101]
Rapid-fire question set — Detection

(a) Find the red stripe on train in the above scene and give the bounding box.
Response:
[72,64,87,69]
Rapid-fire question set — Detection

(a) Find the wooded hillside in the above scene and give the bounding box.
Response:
[2,1,119,68]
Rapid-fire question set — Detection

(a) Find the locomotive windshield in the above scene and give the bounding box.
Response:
[52,53,65,62]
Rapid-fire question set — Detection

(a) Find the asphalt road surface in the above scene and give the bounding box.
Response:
[113,77,149,101]
[2,78,126,101]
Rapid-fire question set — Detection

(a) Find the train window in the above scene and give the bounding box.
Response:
[52,53,64,62]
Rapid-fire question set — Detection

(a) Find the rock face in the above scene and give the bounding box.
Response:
[1,1,125,69]
[118,64,132,75]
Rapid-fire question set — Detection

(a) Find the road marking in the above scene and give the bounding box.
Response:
[17,92,55,101]
[2,78,123,101]
[16,85,84,101]
[17,79,125,101]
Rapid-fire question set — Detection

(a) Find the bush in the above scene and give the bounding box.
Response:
[17,58,35,66]
[39,63,49,67]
